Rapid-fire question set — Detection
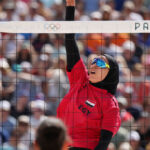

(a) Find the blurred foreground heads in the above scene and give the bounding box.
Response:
[34,117,71,150]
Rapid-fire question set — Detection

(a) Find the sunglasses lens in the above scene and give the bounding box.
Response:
[92,58,109,68]
[91,58,97,65]
[96,59,105,67]
[97,59,107,68]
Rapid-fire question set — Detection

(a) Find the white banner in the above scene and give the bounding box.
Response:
[0,21,150,33]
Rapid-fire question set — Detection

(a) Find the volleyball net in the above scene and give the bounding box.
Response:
[0,20,150,98]
[0,21,150,148]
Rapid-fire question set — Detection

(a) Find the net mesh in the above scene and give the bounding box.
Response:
[0,23,150,149]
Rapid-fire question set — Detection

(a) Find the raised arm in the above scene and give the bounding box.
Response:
[65,0,80,72]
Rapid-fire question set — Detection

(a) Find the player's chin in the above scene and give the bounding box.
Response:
[89,75,101,83]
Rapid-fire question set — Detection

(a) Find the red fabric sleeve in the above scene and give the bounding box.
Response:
[101,97,121,136]
[67,59,88,89]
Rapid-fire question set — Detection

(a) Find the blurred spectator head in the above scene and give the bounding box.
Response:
[108,142,116,150]
[137,111,150,134]
[21,41,30,50]
[111,127,129,147]
[34,117,71,150]
[101,4,112,20]
[59,55,66,70]
[39,54,51,70]
[3,1,15,11]
[124,1,135,12]
[17,42,32,64]
[35,92,45,101]
[53,54,66,70]
[122,40,135,52]
[20,61,32,73]
[39,54,49,62]
[127,105,143,121]
[103,33,113,47]
[18,115,30,134]
[54,0,63,5]
[128,130,140,141]
[41,44,54,55]
[17,2,29,21]
[80,15,90,21]
[30,1,39,15]
[32,34,51,53]
[128,130,140,150]
[77,41,85,55]
[117,96,128,109]
[90,11,102,20]
[51,0,64,20]
[131,63,143,77]
[30,100,47,117]
[0,100,10,111]
[142,54,150,76]
[123,85,134,104]
[105,0,115,8]
[0,58,10,71]
[118,96,135,130]
[122,40,135,61]
[18,115,30,124]
[2,1,17,21]
[41,44,54,67]
[118,142,133,150]
[0,100,11,122]
[123,1,143,20]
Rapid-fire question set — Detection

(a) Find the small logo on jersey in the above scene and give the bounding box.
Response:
[78,105,91,116]
[85,100,95,107]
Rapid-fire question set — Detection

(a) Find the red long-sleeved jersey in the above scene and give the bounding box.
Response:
[57,59,121,150]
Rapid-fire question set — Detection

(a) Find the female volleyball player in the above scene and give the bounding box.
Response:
[57,0,121,150]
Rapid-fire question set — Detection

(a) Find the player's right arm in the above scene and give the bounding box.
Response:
[65,0,80,72]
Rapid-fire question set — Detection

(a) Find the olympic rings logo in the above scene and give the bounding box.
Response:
[44,23,61,31]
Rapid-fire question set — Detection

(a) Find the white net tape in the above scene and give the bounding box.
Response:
[0,21,150,33]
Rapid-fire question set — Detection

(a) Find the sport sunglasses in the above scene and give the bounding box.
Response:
[91,58,110,69]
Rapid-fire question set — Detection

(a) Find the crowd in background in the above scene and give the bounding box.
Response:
[0,0,150,150]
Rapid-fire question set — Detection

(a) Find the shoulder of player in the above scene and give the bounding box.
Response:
[100,92,116,101]
[102,94,119,108]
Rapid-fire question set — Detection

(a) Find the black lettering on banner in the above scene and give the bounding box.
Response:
[135,23,140,30]
[143,23,148,30]
[135,22,149,31]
